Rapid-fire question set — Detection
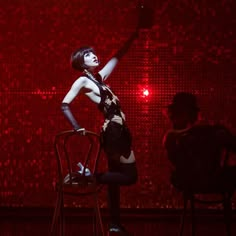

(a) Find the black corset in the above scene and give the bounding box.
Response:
[98,102,122,120]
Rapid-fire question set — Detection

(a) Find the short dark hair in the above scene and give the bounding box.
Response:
[70,46,95,71]
[167,92,200,124]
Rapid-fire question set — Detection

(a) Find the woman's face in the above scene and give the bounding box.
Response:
[83,51,99,69]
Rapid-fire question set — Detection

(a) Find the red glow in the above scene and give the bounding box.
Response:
[143,89,149,97]
[137,85,151,101]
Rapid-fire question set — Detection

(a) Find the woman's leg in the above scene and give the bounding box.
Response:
[96,161,137,185]
[107,158,121,227]
[99,122,137,231]
[97,158,137,228]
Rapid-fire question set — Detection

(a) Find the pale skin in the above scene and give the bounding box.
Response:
[62,51,135,164]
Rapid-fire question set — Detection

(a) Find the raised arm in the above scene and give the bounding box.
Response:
[61,77,86,131]
[98,4,154,80]
[99,29,139,81]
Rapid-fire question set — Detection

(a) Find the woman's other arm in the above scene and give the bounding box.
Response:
[61,77,86,130]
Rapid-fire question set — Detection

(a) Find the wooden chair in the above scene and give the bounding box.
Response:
[169,126,235,236]
[50,129,105,236]
[176,183,234,236]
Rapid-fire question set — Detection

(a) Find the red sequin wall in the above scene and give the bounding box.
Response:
[1,0,236,208]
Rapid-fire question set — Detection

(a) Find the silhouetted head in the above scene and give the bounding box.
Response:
[167,92,200,128]
[70,46,98,71]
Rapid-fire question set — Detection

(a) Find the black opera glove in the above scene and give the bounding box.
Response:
[114,29,139,60]
[61,103,81,131]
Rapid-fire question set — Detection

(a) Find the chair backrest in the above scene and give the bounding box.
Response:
[169,125,228,188]
[53,130,102,187]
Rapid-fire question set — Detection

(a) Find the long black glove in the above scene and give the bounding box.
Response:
[61,103,81,130]
[114,29,139,60]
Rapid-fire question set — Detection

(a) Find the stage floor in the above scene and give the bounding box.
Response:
[0,207,236,236]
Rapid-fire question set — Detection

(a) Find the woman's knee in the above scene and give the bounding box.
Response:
[122,163,138,185]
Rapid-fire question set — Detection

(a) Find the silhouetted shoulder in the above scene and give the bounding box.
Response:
[163,128,189,149]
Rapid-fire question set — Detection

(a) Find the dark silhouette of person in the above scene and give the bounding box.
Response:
[163,92,236,191]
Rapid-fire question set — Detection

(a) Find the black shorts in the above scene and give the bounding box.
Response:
[101,121,132,159]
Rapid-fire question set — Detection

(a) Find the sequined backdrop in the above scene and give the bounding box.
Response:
[0,0,236,208]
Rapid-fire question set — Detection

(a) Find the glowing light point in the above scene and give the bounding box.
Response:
[143,89,149,97]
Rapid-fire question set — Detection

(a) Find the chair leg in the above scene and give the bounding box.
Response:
[93,191,105,236]
[223,193,232,236]
[59,194,65,236]
[179,195,188,236]
[50,190,65,236]
[190,196,196,236]
[50,190,63,235]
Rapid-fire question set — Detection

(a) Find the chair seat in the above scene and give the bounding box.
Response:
[172,175,235,194]
[176,184,234,194]
[63,172,95,184]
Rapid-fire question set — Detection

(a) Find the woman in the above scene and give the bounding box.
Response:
[61,30,138,235]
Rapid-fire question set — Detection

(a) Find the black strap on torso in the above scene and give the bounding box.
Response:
[83,73,122,119]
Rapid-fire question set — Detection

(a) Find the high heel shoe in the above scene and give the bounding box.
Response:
[77,162,92,176]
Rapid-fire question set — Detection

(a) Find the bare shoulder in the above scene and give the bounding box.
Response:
[72,75,88,87]
[75,75,88,83]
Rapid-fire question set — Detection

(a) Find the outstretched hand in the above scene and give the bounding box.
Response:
[137,4,154,29]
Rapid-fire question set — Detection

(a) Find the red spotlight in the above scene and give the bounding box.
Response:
[137,85,151,101]
[142,89,149,97]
